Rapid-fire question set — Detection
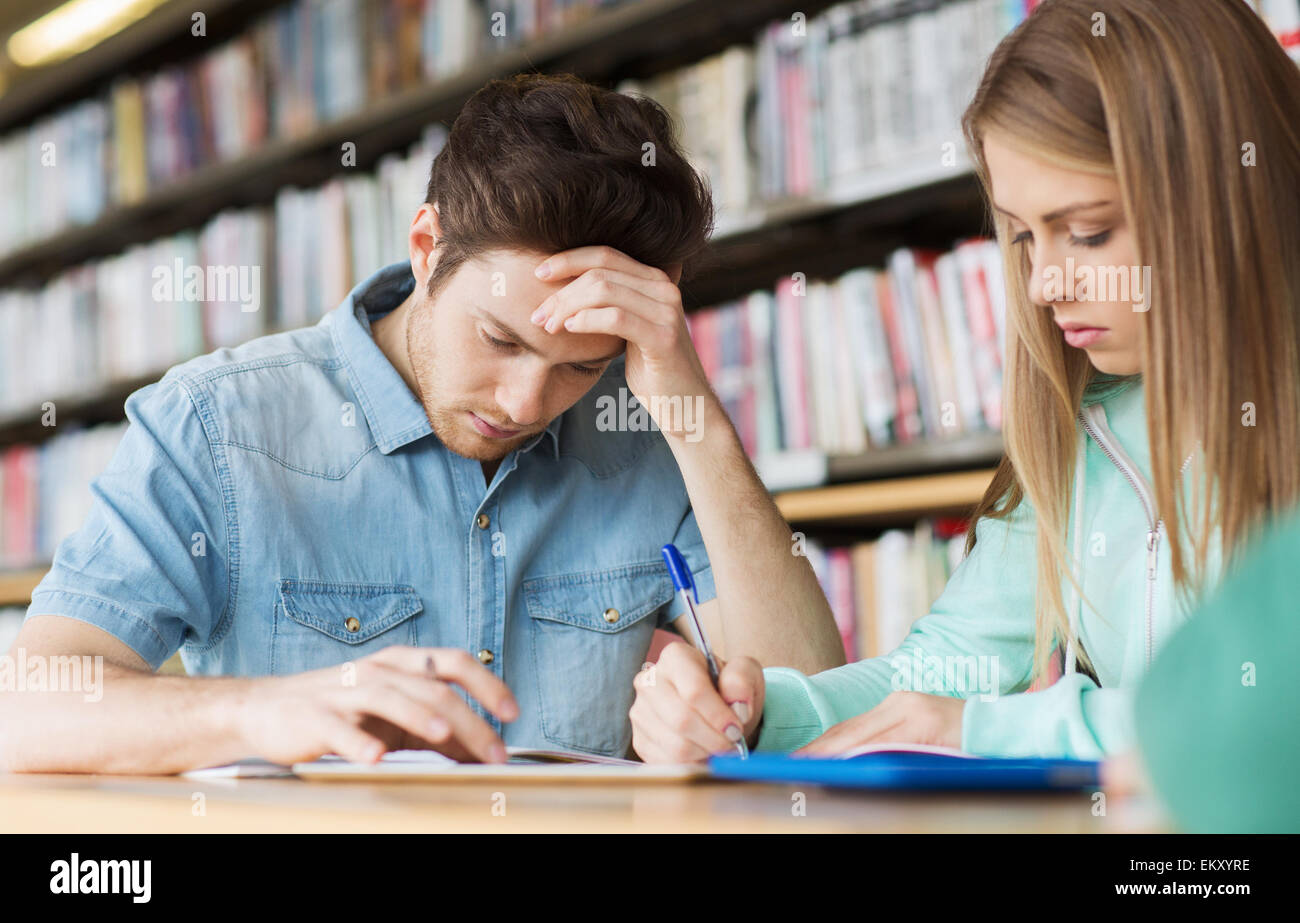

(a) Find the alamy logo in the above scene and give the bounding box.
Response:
[0,650,103,702]
[594,387,704,442]
[151,258,261,312]
[890,651,1001,702]
[1042,257,1152,311]
[49,854,151,903]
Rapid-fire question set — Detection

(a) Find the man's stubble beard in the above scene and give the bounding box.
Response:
[405,297,534,462]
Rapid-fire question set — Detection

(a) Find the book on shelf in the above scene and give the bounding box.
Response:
[625,0,1030,229]
[0,423,127,572]
[799,518,970,664]
[1253,0,1300,61]
[686,238,1008,470]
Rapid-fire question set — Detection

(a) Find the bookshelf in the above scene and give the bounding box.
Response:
[0,566,48,608]
[773,468,994,526]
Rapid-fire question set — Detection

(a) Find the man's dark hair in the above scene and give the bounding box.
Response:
[423,72,715,298]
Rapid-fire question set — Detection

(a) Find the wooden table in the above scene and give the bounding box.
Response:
[0,773,1169,833]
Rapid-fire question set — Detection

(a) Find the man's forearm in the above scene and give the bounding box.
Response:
[0,664,256,774]
[667,397,846,673]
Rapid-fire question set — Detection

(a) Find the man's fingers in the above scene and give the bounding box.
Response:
[368,647,518,723]
[536,246,672,285]
[539,276,673,336]
[371,716,477,763]
[422,682,508,763]
[559,304,664,347]
[349,681,463,755]
[323,714,388,764]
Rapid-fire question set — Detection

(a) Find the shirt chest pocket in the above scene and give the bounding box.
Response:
[524,562,673,756]
[271,578,423,675]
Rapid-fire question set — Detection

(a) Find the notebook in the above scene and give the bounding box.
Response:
[707,742,1101,791]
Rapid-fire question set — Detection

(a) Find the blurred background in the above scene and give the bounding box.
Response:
[1,0,1297,664]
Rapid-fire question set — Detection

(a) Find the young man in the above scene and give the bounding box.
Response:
[1,74,843,773]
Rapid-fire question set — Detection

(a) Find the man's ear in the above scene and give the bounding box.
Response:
[408,203,442,286]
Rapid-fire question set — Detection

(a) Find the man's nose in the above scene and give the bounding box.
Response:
[496,374,545,427]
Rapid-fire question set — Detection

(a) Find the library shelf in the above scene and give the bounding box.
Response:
[0,149,989,447]
[712,153,975,240]
[0,566,49,608]
[772,467,995,526]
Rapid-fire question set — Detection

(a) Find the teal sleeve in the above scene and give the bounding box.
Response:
[1133,510,1300,833]
[754,667,843,752]
[756,498,1040,752]
[963,675,1135,758]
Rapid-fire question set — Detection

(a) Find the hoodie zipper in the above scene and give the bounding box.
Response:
[1079,410,1160,670]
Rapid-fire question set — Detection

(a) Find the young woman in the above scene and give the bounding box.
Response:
[628,0,1300,762]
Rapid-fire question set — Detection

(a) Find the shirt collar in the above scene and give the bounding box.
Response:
[525,413,564,460]
[328,261,564,459]
[328,262,432,454]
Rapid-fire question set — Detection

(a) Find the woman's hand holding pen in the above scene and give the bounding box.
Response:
[630,642,765,763]
[236,646,519,766]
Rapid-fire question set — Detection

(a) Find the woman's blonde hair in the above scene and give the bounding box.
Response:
[962,0,1300,682]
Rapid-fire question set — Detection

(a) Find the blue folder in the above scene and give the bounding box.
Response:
[708,751,1101,791]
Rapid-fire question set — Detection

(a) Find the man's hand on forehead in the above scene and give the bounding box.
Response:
[527,245,709,442]
[529,245,682,336]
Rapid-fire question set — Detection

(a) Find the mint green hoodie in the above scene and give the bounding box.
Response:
[757,375,1214,759]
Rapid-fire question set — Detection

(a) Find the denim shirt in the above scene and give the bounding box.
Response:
[29,262,715,757]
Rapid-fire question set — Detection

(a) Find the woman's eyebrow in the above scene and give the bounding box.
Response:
[993,199,1113,224]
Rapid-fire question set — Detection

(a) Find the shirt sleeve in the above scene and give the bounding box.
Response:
[756,496,1041,753]
[26,375,230,670]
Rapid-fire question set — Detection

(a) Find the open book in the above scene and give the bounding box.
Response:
[293,746,708,782]
[837,742,978,759]
[184,747,706,782]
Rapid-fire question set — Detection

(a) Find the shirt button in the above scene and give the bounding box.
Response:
[344,617,361,633]
[476,513,490,530]
[477,649,494,664]
[603,607,620,623]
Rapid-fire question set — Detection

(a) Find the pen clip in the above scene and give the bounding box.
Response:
[660,543,699,604]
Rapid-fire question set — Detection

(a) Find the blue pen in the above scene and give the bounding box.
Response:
[660,543,748,759]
